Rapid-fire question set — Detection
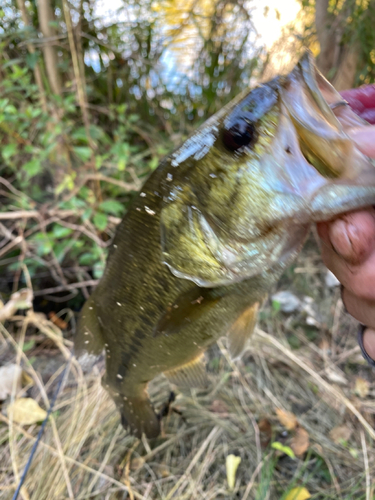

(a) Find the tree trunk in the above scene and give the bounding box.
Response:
[315,0,335,75]
[314,0,360,90]
[17,0,48,112]
[37,0,62,96]
[332,43,360,91]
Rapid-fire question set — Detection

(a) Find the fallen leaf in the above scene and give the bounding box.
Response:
[285,487,311,500]
[258,418,272,446]
[48,312,68,330]
[8,398,47,425]
[156,464,170,478]
[130,457,145,470]
[271,441,296,459]
[329,425,352,444]
[319,339,330,355]
[226,454,241,490]
[325,367,348,385]
[291,427,310,456]
[0,364,22,400]
[355,377,370,398]
[22,370,34,387]
[276,408,298,430]
[209,399,229,417]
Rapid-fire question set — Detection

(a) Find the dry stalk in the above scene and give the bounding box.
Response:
[1,322,75,499]
[256,328,375,440]
[165,426,221,500]
[361,430,371,500]
[0,414,141,498]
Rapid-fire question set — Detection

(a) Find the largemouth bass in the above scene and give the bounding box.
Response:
[75,52,375,438]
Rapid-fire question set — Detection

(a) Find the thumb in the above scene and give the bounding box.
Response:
[349,125,375,158]
[326,210,375,264]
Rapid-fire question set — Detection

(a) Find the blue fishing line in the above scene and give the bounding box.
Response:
[12,353,73,500]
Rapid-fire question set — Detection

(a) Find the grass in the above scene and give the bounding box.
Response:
[1,234,375,500]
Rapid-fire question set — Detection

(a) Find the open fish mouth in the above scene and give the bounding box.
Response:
[281,52,374,186]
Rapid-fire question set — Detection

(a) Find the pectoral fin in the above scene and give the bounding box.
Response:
[153,287,221,338]
[227,302,259,359]
[164,353,209,388]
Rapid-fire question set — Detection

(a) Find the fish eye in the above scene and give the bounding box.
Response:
[222,119,257,151]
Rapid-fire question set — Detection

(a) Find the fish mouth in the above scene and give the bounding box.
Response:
[277,51,375,208]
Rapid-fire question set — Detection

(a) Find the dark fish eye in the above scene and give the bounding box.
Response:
[222,119,257,151]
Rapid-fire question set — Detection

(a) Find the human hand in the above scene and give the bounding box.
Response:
[317,113,375,363]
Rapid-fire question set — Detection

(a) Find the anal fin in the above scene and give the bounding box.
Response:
[227,302,259,360]
[164,353,209,389]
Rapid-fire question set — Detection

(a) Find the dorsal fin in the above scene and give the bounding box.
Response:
[227,302,259,359]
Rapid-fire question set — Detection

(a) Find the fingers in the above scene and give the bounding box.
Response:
[318,209,375,264]
[317,209,375,302]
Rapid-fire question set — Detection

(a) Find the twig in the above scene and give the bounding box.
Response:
[165,426,221,500]
[32,279,98,297]
[256,328,375,440]
[361,430,371,500]
[242,457,267,500]
[0,209,76,221]
[0,177,30,201]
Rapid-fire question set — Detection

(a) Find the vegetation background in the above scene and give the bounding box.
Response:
[1,0,375,499]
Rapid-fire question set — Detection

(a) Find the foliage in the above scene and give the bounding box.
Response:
[0,0,262,299]
[297,0,375,86]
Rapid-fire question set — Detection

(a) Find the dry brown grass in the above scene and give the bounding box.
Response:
[1,238,375,500]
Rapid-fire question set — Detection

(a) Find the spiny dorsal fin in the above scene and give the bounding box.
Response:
[227,302,259,360]
[164,353,209,389]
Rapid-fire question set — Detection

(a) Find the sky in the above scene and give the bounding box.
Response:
[251,0,301,49]
[94,0,301,50]
[90,0,302,80]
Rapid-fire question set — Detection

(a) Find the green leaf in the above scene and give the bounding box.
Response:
[271,442,296,459]
[93,261,105,279]
[271,300,281,312]
[23,159,42,178]
[4,104,17,114]
[93,212,108,231]
[52,225,73,238]
[22,340,36,352]
[73,146,92,162]
[2,143,17,160]
[82,208,93,222]
[26,52,39,70]
[99,200,124,216]
[79,252,96,266]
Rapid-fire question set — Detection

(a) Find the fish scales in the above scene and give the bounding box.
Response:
[76,52,375,438]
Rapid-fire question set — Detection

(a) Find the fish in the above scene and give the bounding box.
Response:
[75,52,375,438]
